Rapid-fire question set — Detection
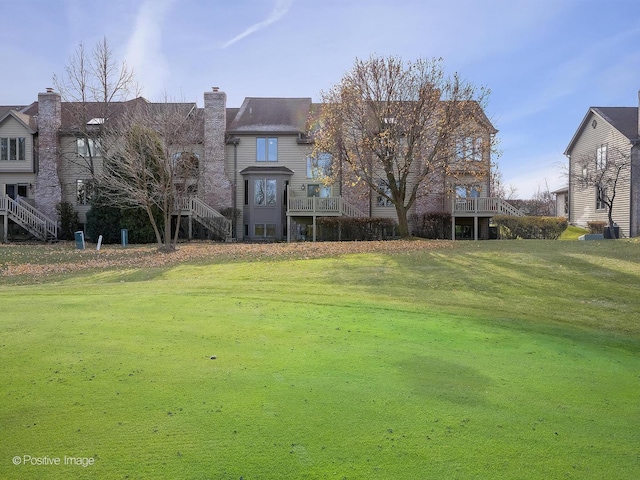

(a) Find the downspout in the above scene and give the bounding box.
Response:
[228,137,240,238]
[566,153,572,226]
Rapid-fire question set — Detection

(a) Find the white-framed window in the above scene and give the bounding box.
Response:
[596,144,607,170]
[581,166,588,186]
[456,184,481,197]
[307,184,331,198]
[256,137,277,162]
[77,137,102,157]
[596,185,607,210]
[254,179,277,206]
[377,180,393,207]
[306,153,332,179]
[0,137,26,161]
[456,137,482,161]
[76,179,93,205]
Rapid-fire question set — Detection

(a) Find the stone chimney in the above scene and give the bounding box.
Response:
[203,87,231,209]
[35,89,62,221]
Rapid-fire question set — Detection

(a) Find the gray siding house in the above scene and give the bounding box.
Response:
[564,94,640,238]
[2,87,518,243]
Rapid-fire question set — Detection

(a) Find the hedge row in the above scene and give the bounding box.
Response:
[315,217,398,241]
[587,221,607,234]
[409,212,451,239]
[493,215,568,240]
[86,203,160,244]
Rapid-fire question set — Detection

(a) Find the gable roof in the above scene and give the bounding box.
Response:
[565,106,638,155]
[592,107,638,140]
[0,109,36,133]
[227,97,312,134]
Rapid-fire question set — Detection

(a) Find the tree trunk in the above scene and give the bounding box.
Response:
[395,203,410,237]
[162,212,175,252]
[145,206,164,249]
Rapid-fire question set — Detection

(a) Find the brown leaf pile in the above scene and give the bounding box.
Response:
[1,240,452,281]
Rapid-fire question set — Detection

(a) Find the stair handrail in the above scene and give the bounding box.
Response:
[15,196,59,230]
[340,198,368,218]
[3,195,58,240]
[496,198,524,217]
[189,197,232,240]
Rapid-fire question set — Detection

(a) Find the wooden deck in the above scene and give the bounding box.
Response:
[287,196,367,218]
[451,197,523,217]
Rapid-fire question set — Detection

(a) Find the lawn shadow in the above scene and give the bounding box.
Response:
[396,355,492,407]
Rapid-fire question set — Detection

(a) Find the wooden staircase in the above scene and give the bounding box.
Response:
[188,197,232,242]
[1,195,58,242]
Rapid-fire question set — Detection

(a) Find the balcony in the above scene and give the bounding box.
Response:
[287,193,366,218]
[450,197,523,217]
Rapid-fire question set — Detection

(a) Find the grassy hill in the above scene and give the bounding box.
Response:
[1,240,639,479]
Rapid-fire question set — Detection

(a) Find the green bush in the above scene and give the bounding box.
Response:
[410,212,451,239]
[121,208,159,244]
[86,203,122,243]
[493,215,568,240]
[316,217,397,241]
[55,202,79,240]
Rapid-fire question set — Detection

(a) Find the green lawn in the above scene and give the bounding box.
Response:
[1,240,639,479]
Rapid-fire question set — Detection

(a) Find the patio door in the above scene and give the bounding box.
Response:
[6,185,16,199]
[307,184,331,198]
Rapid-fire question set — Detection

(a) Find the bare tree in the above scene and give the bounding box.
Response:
[97,100,201,251]
[574,145,631,237]
[53,37,138,178]
[490,161,517,200]
[313,55,495,237]
[531,179,555,216]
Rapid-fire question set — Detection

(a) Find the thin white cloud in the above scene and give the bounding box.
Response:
[221,0,292,49]
[124,0,176,99]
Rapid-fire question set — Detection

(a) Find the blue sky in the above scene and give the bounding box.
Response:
[2,0,640,198]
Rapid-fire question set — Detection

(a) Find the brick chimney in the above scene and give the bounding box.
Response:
[35,89,62,221]
[203,87,231,209]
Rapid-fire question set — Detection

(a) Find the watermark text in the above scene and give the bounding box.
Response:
[12,455,95,468]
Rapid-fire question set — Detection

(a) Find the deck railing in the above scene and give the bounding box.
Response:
[451,197,523,216]
[0,195,58,241]
[288,194,367,218]
[188,197,232,241]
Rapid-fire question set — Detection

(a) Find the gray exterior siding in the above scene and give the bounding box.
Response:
[568,111,633,236]
[0,116,35,174]
[226,134,312,240]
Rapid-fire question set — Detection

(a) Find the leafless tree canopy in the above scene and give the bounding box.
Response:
[98,100,202,251]
[574,144,631,231]
[312,55,494,236]
[490,162,517,200]
[53,37,139,176]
